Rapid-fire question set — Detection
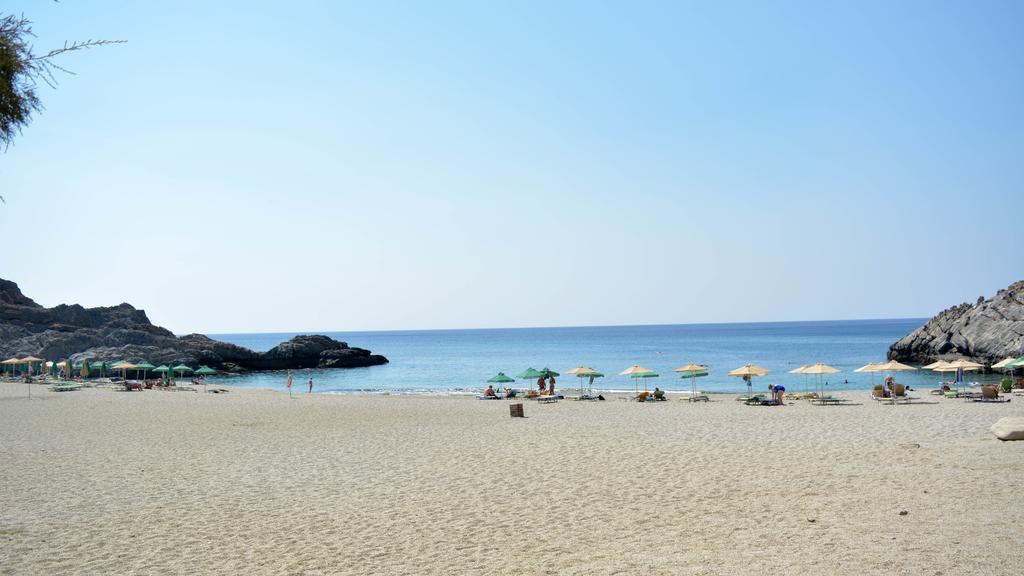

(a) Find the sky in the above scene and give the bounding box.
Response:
[2,1,1022,334]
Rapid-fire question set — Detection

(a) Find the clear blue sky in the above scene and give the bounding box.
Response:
[2,1,1021,333]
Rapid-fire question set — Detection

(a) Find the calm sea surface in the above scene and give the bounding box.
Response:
[204,319,1004,395]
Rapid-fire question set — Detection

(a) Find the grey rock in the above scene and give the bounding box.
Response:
[888,280,1024,364]
[0,278,387,371]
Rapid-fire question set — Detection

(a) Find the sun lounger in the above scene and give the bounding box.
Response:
[536,395,559,404]
[48,381,81,392]
[686,394,709,402]
[813,395,850,405]
[968,386,1011,403]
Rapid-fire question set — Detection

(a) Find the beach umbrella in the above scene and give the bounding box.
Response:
[89,361,108,378]
[172,364,194,379]
[789,364,810,394]
[537,368,560,394]
[675,364,709,398]
[56,360,72,378]
[944,359,983,391]
[944,359,984,371]
[79,361,90,379]
[515,367,545,392]
[991,357,1016,370]
[20,356,43,376]
[565,365,600,396]
[874,360,917,402]
[135,361,156,380]
[620,365,656,397]
[515,367,544,379]
[728,364,768,399]
[152,365,170,383]
[802,363,841,398]
[921,360,950,370]
[487,372,515,384]
[195,366,216,392]
[1,357,19,377]
[111,362,139,381]
[585,371,605,396]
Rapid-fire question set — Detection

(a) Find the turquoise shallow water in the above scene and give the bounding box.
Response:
[204,319,1005,395]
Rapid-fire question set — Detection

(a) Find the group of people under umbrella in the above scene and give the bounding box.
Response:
[1,355,218,394]
[484,362,728,401]
[483,355,1024,402]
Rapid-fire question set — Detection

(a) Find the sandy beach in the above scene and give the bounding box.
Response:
[2,382,1022,576]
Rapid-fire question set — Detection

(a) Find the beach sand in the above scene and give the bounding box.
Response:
[2,382,1022,575]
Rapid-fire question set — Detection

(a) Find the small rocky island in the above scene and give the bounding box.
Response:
[888,280,1024,364]
[0,278,388,372]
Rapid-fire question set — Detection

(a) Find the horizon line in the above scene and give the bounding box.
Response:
[198,316,929,337]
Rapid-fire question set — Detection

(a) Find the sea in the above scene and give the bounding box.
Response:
[203,319,1005,395]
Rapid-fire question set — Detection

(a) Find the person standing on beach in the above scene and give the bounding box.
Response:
[286,370,293,398]
[308,376,313,393]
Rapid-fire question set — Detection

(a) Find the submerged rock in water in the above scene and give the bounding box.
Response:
[0,278,388,372]
[888,280,1024,365]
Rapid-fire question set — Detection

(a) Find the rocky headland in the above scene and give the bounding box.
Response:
[888,280,1024,364]
[0,278,388,372]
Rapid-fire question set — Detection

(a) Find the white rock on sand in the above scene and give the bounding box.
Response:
[1,382,1023,575]
[991,416,1024,441]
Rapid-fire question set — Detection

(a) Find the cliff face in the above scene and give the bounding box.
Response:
[0,279,388,371]
[888,280,1024,364]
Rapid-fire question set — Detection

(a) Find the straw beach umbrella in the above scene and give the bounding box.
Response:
[620,365,656,398]
[944,359,984,391]
[801,363,840,398]
[565,366,599,397]
[874,360,917,402]
[728,364,768,399]
[789,364,810,394]
[1,357,19,377]
[21,356,43,376]
[674,364,709,399]
[111,362,139,381]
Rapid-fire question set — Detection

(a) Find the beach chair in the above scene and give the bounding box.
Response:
[48,381,81,392]
[686,393,710,402]
[969,386,1011,403]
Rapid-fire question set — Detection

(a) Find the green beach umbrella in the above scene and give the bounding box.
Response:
[487,372,515,384]
[538,367,560,378]
[172,364,193,379]
[195,366,216,393]
[135,361,156,380]
[515,367,544,380]
[153,365,170,373]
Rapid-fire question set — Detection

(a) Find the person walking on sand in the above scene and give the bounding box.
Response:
[286,370,293,398]
[308,376,314,393]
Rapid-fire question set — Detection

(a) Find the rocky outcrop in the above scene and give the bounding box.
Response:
[0,279,388,371]
[888,280,1024,364]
